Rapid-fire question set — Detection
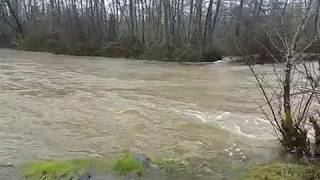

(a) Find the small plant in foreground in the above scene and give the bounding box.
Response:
[112,153,143,175]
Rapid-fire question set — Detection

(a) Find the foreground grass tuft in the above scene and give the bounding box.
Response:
[112,154,143,174]
[23,159,95,180]
[244,162,320,180]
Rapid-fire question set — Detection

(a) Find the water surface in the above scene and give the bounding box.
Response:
[0,49,279,178]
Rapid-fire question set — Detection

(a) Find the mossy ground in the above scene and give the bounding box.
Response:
[22,153,320,180]
[22,154,144,180]
[23,159,106,180]
[113,154,143,174]
[243,162,320,180]
[22,153,240,180]
[22,154,189,180]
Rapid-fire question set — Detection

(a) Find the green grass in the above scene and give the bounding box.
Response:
[25,154,319,180]
[22,153,147,180]
[112,153,143,174]
[243,162,320,180]
[153,158,186,172]
[23,159,96,180]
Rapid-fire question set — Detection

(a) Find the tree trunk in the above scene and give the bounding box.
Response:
[315,0,320,34]
[203,0,213,46]
[283,54,292,125]
[310,117,320,158]
[236,0,244,37]
[188,0,194,41]
[195,0,202,52]
[210,0,222,41]
[4,0,23,36]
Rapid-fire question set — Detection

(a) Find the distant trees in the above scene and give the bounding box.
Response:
[0,0,319,61]
[1,0,23,36]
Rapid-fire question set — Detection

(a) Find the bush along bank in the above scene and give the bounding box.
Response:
[14,36,223,62]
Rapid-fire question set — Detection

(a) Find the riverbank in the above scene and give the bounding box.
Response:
[245,162,320,180]
[8,41,320,65]
[21,153,320,180]
[21,153,246,180]
[13,39,223,62]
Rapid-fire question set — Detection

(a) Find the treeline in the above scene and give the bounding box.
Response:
[0,0,319,61]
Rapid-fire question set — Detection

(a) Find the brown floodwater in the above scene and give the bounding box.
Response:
[0,49,280,178]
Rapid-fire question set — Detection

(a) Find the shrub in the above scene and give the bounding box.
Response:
[112,154,143,174]
[202,46,223,62]
[14,35,72,55]
[96,41,136,58]
[44,39,71,54]
[73,40,99,56]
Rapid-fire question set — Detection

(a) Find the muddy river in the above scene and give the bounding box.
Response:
[0,49,279,178]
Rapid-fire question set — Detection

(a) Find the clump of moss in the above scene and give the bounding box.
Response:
[23,159,95,180]
[112,153,143,174]
[22,154,145,180]
[244,162,320,180]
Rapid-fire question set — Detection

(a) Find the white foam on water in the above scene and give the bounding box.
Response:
[178,108,274,139]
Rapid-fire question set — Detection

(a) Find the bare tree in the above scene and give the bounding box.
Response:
[243,0,320,158]
[3,0,23,36]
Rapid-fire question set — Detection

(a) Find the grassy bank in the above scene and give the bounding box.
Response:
[22,154,320,180]
[244,162,320,180]
[22,153,187,180]
[21,153,248,180]
[23,154,147,180]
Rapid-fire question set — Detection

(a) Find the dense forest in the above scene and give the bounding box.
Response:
[0,0,319,61]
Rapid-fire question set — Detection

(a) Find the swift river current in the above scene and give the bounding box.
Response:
[0,49,280,178]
